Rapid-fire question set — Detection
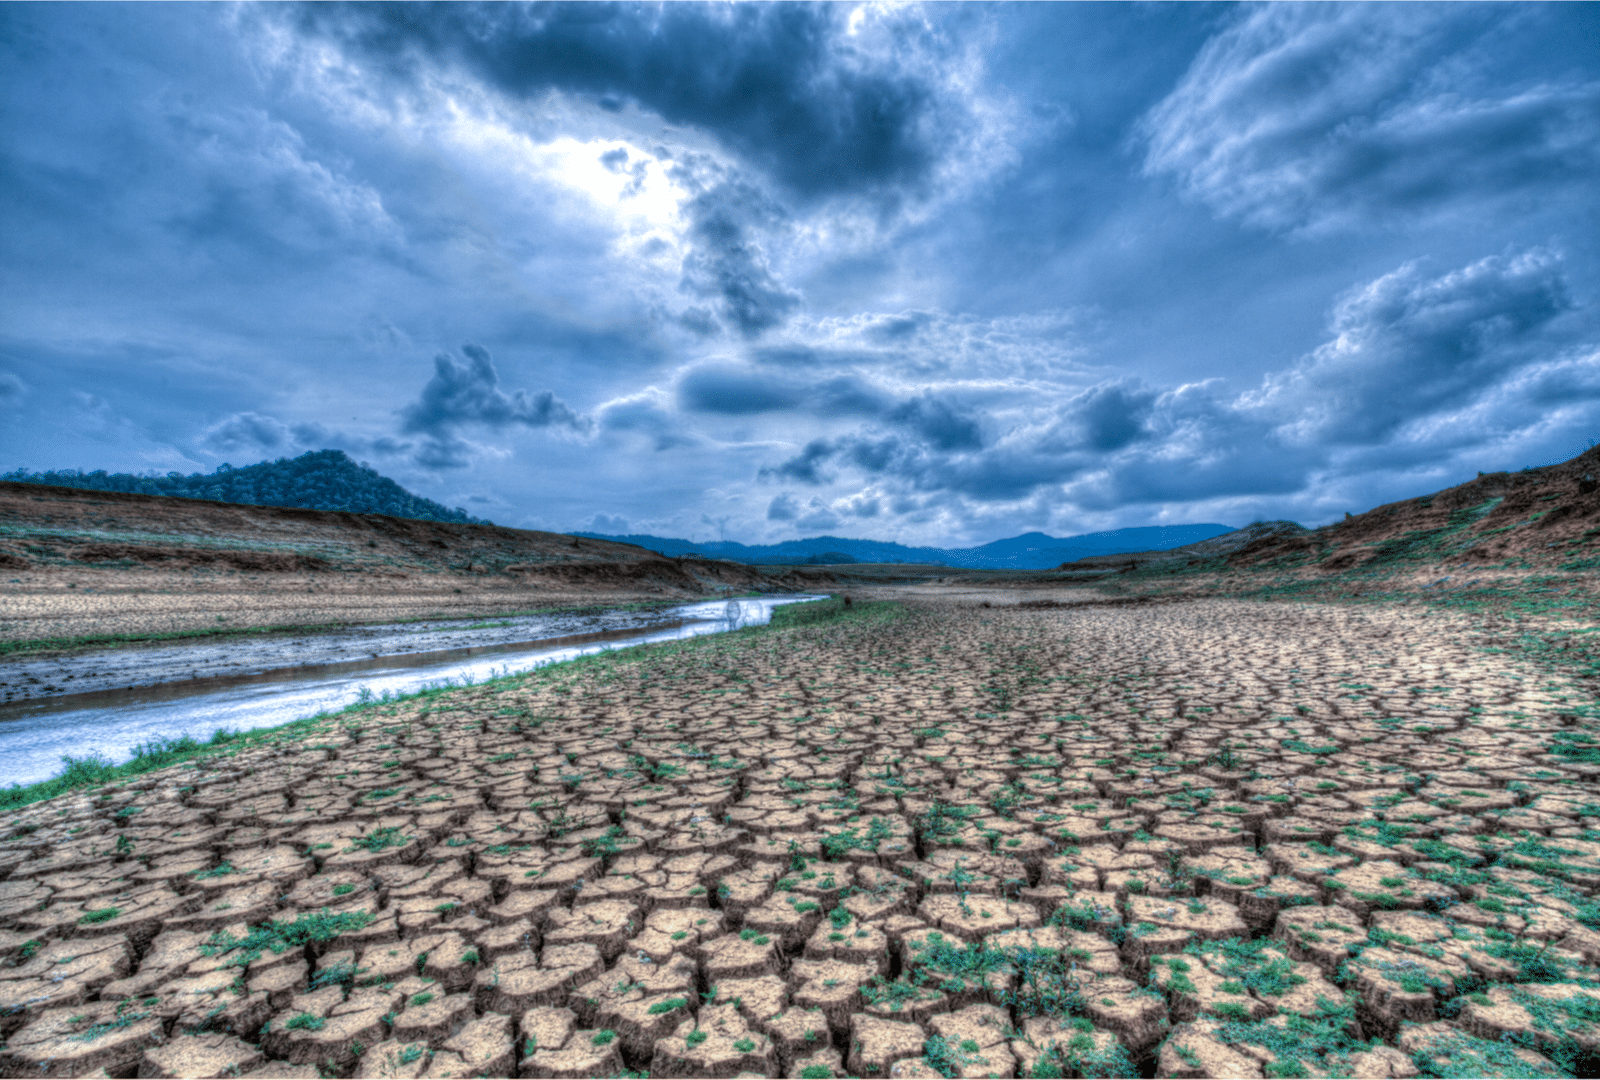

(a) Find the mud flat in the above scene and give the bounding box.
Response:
[0,594,1597,1078]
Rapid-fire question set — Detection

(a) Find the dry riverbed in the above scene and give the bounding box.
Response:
[0,596,1596,1078]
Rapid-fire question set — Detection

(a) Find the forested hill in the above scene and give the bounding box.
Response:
[1,450,486,524]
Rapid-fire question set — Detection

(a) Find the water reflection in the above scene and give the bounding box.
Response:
[0,594,824,786]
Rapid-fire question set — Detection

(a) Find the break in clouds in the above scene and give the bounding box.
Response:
[2,2,1597,544]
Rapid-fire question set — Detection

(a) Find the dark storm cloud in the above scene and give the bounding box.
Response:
[675,362,891,418]
[677,364,804,415]
[396,344,588,470]
[765,492,799,521]
[1141,4,1600,232]
[676,177,802,337]
[886,395,984,452]
[760,438,835,485]
[291,1,945,200]
[400,345,588,437]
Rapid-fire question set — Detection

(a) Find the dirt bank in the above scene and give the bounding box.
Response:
[0,482,833,649]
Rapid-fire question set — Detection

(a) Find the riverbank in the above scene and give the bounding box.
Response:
[0,596,825,788]
[0,604,690,704]
[0,479,836,653]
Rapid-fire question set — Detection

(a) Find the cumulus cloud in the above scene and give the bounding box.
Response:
[752,387,991,492]
[1063,380,1158,453]
[587,512,630,533]
[794,496,841,531]
[401,345,588,437]
[201,410,413,464]
[761,438,836,485]
[886,395,984,452]
[1241,248,1574,444]
[202,411,297,454]
[163,102,403,262]
[1140,5,1600,231]
[749,248,1591,517]
[195,343,551,471]
[844,493,881,518]
[677,362,805,415]
[596,389,702,452]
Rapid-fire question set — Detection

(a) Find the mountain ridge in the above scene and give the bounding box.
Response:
[573,523,1238,570]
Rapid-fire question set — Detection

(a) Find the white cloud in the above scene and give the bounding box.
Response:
[1140,5,1600,232]
[1240,248,1574,444]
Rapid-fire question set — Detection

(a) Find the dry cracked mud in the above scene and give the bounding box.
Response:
[1,597,1597,1079]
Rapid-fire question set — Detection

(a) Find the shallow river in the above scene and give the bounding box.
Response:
[0,595,824,786]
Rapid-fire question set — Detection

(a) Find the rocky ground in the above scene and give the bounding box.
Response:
[0,595,1596,1078]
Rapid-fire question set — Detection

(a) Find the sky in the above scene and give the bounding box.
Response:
[3,2,1598,545]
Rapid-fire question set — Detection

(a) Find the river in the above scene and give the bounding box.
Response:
[0,594,825,786]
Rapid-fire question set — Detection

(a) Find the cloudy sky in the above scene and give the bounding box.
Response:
[3,2,1597,544]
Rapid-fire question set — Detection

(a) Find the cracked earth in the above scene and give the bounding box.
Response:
[1,597,1597,1078]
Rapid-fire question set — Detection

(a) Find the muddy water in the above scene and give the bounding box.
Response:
[0,595,824,785]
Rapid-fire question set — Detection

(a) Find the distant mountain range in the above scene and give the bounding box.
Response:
[573,524,1237,570]
[2,450,488,525]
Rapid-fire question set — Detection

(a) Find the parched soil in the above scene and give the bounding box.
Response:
[1,597,1598,1078]
[0,482,829,649]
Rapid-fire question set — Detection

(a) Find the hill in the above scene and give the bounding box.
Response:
[0,481,826,649]
[1229,449,1600,575]
[1064,520,1311,571]
[574,523,1237,570]
[1,450,485,525]
[1068,447,1599,618]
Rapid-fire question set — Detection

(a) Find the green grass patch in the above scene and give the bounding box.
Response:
[0,729,244,812]
[201,909,375,969]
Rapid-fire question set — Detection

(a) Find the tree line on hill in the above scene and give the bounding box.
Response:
[1,450,487,525]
